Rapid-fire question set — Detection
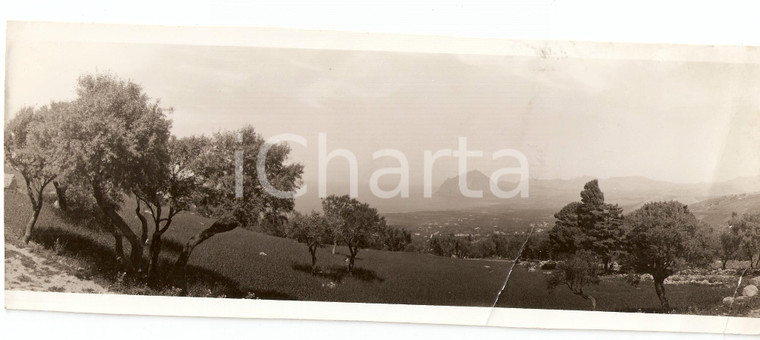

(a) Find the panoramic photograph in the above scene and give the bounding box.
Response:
[3,22,760,326]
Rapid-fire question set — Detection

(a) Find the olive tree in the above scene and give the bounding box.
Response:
[719,227,742,270]
[133,136,207,283]
[5,104,62,243]
[729,212,760,268]
[288,211,331,273]
[622,201,714,312]
[322,195,385,273]
[171,126,303,283]
[59,73,172,271]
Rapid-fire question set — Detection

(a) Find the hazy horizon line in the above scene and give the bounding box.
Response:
[300,172,760,187]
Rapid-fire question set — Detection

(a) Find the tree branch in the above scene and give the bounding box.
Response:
[159,218,173,233]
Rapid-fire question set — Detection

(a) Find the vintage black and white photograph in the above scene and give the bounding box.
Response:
[3,21,760,334]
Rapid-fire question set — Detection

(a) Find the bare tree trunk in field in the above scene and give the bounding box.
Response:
[53,181,68,211]
[653,274,670,312]
[332,241,337,255]
[92,183,143,272]
[172,221,238,289]
[22,202,43,243]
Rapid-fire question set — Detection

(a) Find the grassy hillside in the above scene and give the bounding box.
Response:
[690,192,760,227]
[3,190,744,314]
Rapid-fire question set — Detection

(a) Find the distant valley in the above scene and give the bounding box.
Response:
[295,171,760,238]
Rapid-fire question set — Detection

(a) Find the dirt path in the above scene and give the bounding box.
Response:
[4,243,108,293]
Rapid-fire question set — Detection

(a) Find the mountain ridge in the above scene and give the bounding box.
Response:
[294,173,760,215]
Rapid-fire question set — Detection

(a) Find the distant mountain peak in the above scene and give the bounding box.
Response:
[437,169,495,197]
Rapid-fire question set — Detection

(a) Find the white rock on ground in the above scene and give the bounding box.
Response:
[749,276,760,287]
[736,296,751,303]
[742,284,758,297]
[723,296,735,305]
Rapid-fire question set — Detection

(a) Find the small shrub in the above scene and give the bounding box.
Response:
[546,251,600,310]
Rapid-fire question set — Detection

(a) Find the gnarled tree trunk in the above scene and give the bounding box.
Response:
[134,199,149,247]
[147,230,166,286]
[106,209,143,272]
[172,221,238,289]
[653,273,670,312]
[21,174,51,244]
[92,183,143,272]
[22,202,43,243]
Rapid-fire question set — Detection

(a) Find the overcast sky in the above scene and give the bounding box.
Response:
[5,41,760,186]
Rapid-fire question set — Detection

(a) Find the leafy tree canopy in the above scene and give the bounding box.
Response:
[622,201,714,276]
[549,180,623,264]
[190,126,304,230]
[61,73,172,206]
[621,201,714,311]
